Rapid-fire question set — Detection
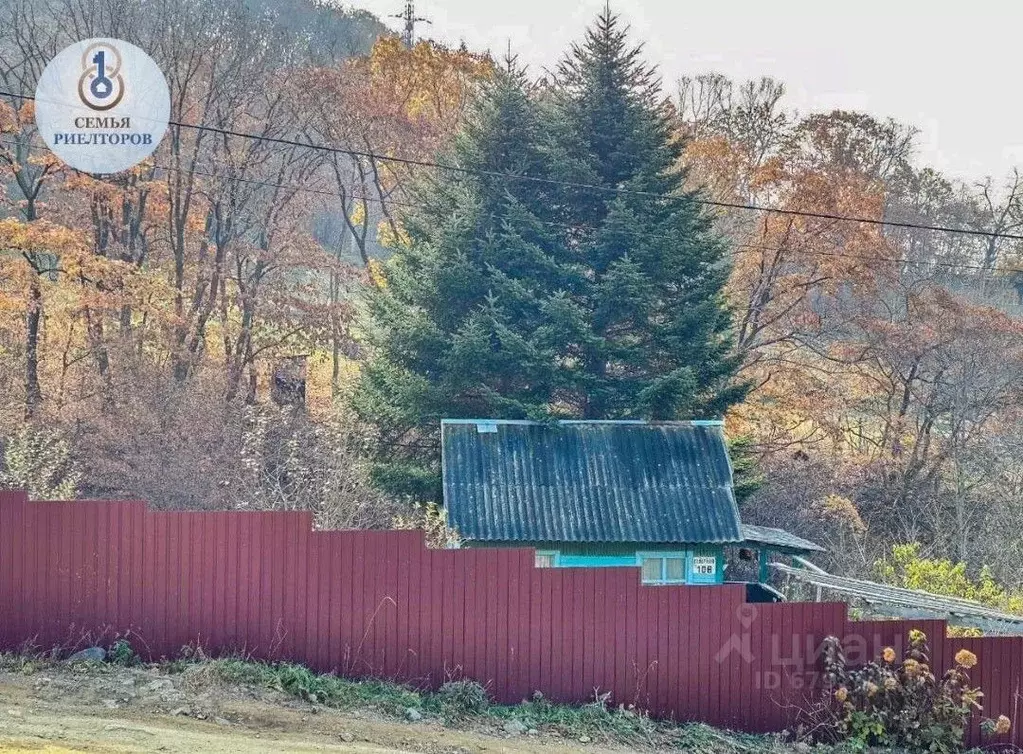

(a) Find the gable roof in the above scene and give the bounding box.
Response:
[441,419,742,544]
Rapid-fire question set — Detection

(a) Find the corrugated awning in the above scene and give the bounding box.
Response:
[774,560,1023,635]
[741,524,824,553]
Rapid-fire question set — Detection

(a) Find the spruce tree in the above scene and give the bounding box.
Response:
[549,8,747,420]
[354,61,584,499]
[359,15,750,500]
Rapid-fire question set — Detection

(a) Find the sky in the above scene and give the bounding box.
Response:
[351,0,1022,186]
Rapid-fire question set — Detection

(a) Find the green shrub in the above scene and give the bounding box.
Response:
[436,679,490,717]
[108,639,139,667]
[490,690,658,744]
[203,657,423,713]
[0,427,79,500]
[875,544,1023,635]
[272,662,322,700]
[822,629,1009,753]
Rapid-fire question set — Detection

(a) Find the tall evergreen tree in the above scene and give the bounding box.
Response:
[354,61,584,499]
[359,14,749,500]
[549,8,747,419]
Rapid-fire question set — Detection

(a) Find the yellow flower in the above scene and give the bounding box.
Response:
[909,629,926,645]
[903,658,921,676]
[884,676,898,691]
[834,686,848,703]
[955,649,978,669]
[995,715,1011,735]
[882,647,896,663]
[865,681,879,697]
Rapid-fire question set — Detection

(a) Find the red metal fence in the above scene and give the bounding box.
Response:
[0,491,1019,746]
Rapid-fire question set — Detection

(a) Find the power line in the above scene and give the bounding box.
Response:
[5,88,1023,244]
[2,134,1023,277]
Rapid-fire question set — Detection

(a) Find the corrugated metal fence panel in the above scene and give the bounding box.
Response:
[0,492,1019,746]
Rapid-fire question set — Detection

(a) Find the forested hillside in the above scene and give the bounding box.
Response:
[676,77,1023,584]
[2,1,1022,596]
[0,0,491,525]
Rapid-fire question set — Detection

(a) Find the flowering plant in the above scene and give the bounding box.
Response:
[821,629,1008,752]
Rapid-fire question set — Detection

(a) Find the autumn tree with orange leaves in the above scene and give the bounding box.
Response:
[0,0,487,518]
[679,74,1023,582]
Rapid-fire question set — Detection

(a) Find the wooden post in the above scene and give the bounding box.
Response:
[759,548,770,583]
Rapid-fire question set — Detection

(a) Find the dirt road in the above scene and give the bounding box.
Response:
[0,667,634,754]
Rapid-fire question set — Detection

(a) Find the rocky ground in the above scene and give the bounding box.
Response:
[0,658,793,754]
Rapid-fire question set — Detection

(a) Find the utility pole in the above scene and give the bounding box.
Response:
[391,1,431,49]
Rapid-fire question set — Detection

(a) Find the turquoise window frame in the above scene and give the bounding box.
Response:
[636,551,690,584]
[534,549,559,568]
[557,553,638,567]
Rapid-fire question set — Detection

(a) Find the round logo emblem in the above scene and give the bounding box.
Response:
[34,38,169,174]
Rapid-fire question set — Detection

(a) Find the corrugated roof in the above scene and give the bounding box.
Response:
[441,419,742,544]
[741,524,824,553]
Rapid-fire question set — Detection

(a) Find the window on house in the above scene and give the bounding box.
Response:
[641,557,662,582]
[665,557,685,582]
[640,555,687,584]
[535,551,557,568]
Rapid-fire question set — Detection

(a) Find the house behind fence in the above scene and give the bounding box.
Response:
[0,490,1019,746]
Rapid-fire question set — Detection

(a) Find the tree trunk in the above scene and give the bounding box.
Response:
[25,275,42,417]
